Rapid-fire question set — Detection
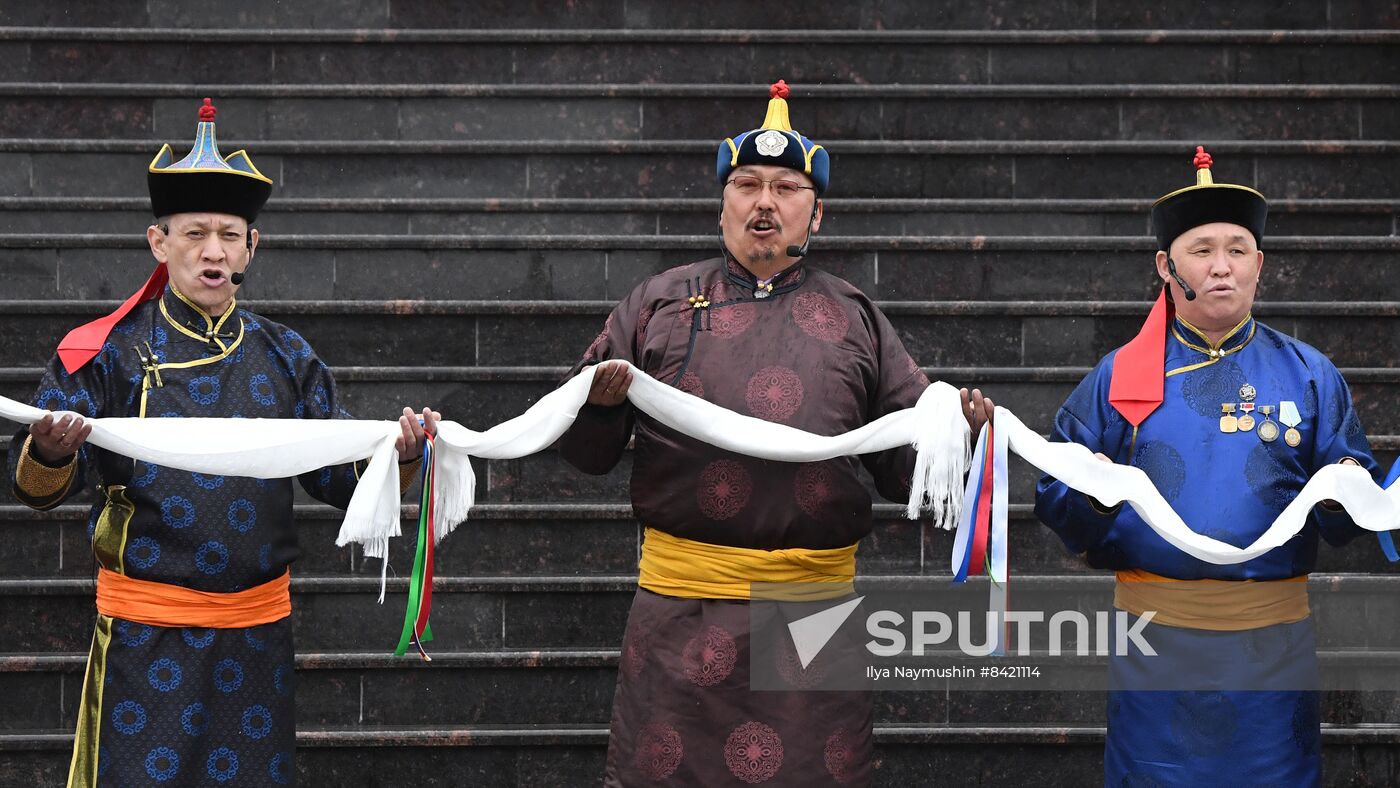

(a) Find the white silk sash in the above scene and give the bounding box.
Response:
[3,364,1397,570]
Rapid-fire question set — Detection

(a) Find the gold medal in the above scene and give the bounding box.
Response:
[1279,400,1303,449]
[1237,402,1255,432]
[1257,405,1278,442]
[1219,403,1238,433]
[1285,427,1302,447]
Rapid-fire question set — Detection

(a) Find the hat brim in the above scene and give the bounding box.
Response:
[148,170,272,223]
[1150,184,1268,251]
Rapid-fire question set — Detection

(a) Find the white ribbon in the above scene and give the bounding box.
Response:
[3,368,1397,570]
[0,363,970,553]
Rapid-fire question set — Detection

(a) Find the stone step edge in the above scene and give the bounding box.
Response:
[2,234,1396,251]
[4,197,1392,213]
[2,573,1397,595]
[5,138,1397,154]
[5,723,1400,751]
[1,28,1395,45]
[11,365,1400,384]
[6,82,1400,99]
[6,299,1400,318]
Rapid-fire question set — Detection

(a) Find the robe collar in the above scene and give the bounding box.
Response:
[159,285,241,349]
[722,255,806,296]
[1171,313,1256,360]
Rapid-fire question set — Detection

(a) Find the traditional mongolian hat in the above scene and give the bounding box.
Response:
[148,97,273,222]
[716,80,830,194]
[1109,147,1269,427]
[56,99,271,373]
[1150,146,1268,252]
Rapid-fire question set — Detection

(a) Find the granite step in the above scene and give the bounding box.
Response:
[3,234,1398,304]
[3,1,1394,30]
[3,723,1400,787]
[3,139,1397,200]
[7,364,1400,436]
[4,650,1399,732]
[6,299,1400,370]
[5,83,1398,142]
[1,196,1395,237]
[2,28,1396,85]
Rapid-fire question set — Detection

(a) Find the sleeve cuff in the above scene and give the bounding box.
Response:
[15,434,77,499]
[398,458,422,494]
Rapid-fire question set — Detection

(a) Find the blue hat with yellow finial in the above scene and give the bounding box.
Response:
[147,97,273,222]
[716,80,830,194]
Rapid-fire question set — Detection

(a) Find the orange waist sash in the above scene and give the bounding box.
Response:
[96,567,291,628]
[1114,568,1309,631]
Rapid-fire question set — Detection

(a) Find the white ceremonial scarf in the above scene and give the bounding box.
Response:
[3,363,1399,573]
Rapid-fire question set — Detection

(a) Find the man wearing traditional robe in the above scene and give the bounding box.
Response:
[559,82,990,786]
[8,99,437,787]
[1034,147,1379,787]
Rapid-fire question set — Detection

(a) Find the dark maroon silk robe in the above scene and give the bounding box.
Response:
[561,256,928,786]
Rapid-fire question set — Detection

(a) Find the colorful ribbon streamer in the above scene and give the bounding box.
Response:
[951,421,1011,655]
[394,434,436,659]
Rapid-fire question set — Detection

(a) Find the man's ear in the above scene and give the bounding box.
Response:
[147,224,168,264]
[810,199,823,234]
[1153,249,1171,284]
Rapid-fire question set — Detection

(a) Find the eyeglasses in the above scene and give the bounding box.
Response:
[725,175,817,200]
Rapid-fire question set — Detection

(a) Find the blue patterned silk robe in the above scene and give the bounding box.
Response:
[9,287,365,787]
[1035,314,1379,787]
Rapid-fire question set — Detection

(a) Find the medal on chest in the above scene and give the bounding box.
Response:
[1279,400,1303,447]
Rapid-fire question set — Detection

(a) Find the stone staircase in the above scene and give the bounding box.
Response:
[1,2,1399,785]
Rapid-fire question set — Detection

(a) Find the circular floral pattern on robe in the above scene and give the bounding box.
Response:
[792,293,850,343]
[1168,692,1237,757]
[824,727,858,784]
[775,640,830,689]
[1244,441,1294,511]
[582,320,610,362]
[681,625,738,686]
[622,624,650,679]
[1131,440,1186,502]
[794,463,835,518]
[745,366,804,423]
[724,721,784,784]
[710,301,756,339]
[676,371,705,399]
[634,721,683,780]
[635,305,655,351]
[698,460,753,520]
[1179,360,1247,418]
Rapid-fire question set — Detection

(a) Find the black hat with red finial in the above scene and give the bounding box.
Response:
[147,97,273,222]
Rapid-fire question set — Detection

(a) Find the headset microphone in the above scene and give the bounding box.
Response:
[231,232,254,286]
[785,204,819,259]
[1166,256,1196,301]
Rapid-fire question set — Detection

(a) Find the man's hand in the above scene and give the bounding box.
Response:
[587,360,633,407]
[28,411,91,464]
[1320,457,1361,510]
[959,387,995,434]
[396,407,441,462]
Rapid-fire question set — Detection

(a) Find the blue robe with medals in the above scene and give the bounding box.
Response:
[1034,315,1379,787]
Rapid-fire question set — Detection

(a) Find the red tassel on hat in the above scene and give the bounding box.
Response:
[56,266,169,374]
[1107,288,1174,427]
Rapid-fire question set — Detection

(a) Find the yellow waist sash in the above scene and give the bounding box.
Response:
[638,527,857,600]
[1114,568,1310,631]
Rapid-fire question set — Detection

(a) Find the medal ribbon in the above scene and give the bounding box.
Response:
[394,434,436,660]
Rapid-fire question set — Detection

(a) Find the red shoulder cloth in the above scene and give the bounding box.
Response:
[1107,287,1173,427]
[56,266,168,374]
